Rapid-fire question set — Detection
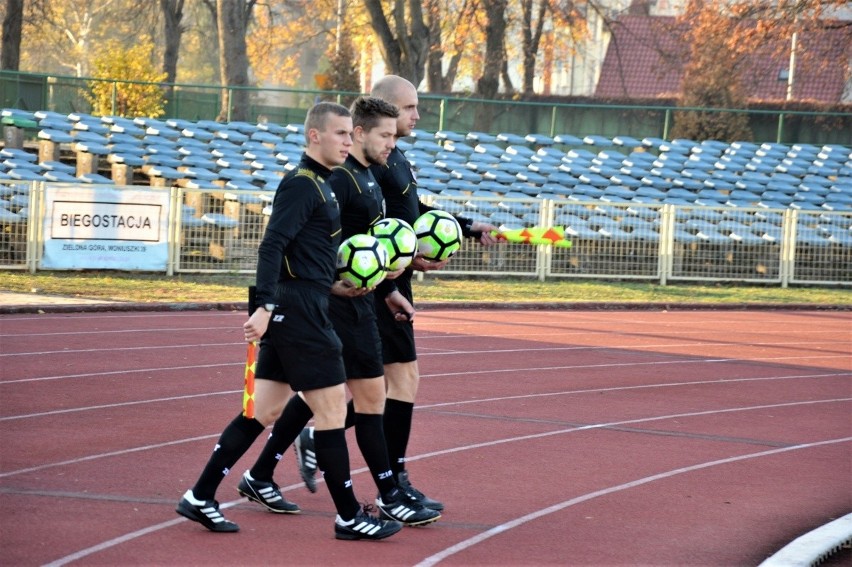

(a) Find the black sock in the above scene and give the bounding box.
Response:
[344,398,356,429]
[383,398,413,476]
[354,412,396,498]
[192,413,265,501]
[313,428,360,521]
[249,395,314,482]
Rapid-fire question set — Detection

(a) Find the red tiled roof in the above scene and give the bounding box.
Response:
[595,15,851,103]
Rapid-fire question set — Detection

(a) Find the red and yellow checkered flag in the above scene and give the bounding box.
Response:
[243,341,257,419]
[491,226,572,248]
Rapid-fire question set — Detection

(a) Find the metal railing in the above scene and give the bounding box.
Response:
[3,70,851,146]
[2,181,849,287]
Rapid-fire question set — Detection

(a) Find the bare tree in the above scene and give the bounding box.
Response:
[160,0,185,84]
[424,0,476,93]
[362,0,430,87]
[474,0,506,130]
[519,0,548,95]
[216,0,255,121]
[1,0,23,70]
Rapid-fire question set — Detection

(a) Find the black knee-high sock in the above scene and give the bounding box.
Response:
[192,413,265,501]
[250,395,314,482]
[383,398,414,475]
[313,428,360,521]
[344,398,356,429]
[354,412,396,498]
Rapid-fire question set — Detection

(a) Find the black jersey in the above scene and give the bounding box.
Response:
[369,146,424,227]
[255,154,342,306]
[371,146,475,234]
[330,154,383,239]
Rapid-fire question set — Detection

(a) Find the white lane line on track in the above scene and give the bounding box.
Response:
[3,363,238,385]
[0,342,848,385]
[413,436,852,567]
[0,435,218,478]
[0,326,232,338]
[2,363,849,417]
[0,342,241,357]
[3,396,848,480]
[38,413,851,567]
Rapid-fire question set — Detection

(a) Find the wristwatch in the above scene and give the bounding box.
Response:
[261,303,275,313]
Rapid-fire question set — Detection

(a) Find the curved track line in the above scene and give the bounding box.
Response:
[414,437,852,567]
[2,380,845,478]
[37,400,850,566]
[1,342,240,357]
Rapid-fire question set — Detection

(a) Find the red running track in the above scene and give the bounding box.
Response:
[0,308,850,566]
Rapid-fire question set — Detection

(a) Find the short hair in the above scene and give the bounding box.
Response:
[304,102,350,143]
[370,75,414,106]
[350,96,399,132]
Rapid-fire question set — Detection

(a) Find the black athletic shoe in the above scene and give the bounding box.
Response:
[176,490,239,532]
[237,471,300,514]
[334,506,403,541]
[376,489,441,526]
[396,471,444,511]
[294,427,318,493]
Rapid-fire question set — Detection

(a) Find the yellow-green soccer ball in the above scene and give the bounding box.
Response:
[369,217,418,271]
[412,210,462,261]
[337,234,389,288]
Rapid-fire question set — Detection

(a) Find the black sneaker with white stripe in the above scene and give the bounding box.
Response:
[376,488,441,526]
[294,427,318,493]
[334,506,402,541]
[176,490,239,532]
[397,470,444,511]
[237,470,300,514]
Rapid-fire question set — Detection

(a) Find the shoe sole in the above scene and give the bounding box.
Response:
[379,508,441,527]
[237,486,301,514]
[176,501,239,532]
[334,524,403,541]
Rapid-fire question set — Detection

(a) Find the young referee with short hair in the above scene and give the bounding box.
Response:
[176,102,401,541]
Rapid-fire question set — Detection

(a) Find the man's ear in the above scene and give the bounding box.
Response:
[352,125,365,144]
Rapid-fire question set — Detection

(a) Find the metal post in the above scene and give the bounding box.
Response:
[111,81,118,115]
[662,108,671,140]
[438,98,445,132]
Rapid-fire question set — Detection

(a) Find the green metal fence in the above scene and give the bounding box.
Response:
[3,70,850,145]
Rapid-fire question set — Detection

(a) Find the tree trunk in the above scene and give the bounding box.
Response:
[521,0,548,95]
[1,0,24,70]
[160,0,185,84]
[362,0,429,88]
[216,0,253,122]
[475,0,507,130]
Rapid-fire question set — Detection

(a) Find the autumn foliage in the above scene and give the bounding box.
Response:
[85,39,167,118]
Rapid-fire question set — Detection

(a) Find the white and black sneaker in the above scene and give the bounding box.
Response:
[176,490,239,532]
[237,470,300,514]
[334,506,403,541]
[397,471,444,511]
[376,488,441,526]
[294,427,318,493]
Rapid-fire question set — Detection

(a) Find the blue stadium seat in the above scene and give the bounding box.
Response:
[496,132,527,145]
[435,130,465,142]
[583,135,613,147]
[466,131,498,144]
[525,133,555,146]
[553,133,584,146]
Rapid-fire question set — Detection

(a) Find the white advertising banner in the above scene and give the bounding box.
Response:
[42,186,170,270]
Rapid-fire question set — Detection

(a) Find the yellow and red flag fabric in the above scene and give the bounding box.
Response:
[243,341,256,419]
[491,226,572,248]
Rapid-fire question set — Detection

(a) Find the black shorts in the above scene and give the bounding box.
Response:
[255,284,346,392]
[329,294,384,379]
[374,273,417,364]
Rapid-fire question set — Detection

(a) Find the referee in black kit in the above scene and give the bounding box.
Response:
[176,102,401,541]
[367,76,498,510]
[294,77,499,510]
[240,96,440,527]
